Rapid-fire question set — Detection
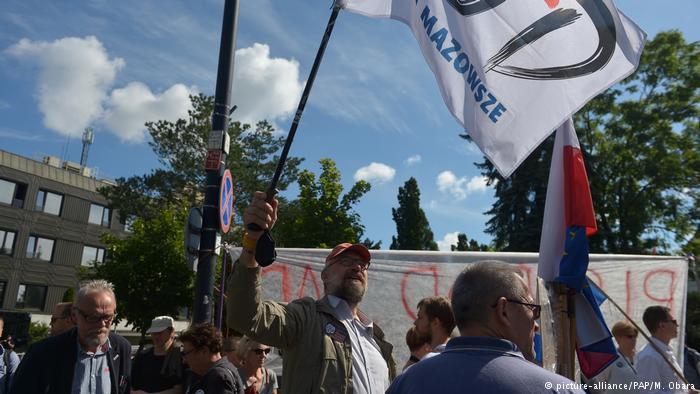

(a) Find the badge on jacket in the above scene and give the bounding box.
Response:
[325,322,347,343]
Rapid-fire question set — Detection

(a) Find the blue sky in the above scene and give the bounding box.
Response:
[1,0,698,250]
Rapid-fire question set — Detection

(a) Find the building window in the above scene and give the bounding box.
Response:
[0,230,16,255]
[35,190,63,216]
[0,282,5,306]
[15,284,47,310]
[89,204,111,227]
[123,216,135,233]
[0,179,27,208]
[81,246,105,267]
[26,236,54,261]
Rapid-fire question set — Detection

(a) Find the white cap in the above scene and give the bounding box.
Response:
[146,316,174,334]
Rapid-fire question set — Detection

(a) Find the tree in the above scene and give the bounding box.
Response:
[451,233,490,251]
[274,158,373,248]
[87,207,194,344]
[473,136,552,252]
[28,322,49,345]
[390,177,438,250]
[100,94,303,239]
[475,30,699,254]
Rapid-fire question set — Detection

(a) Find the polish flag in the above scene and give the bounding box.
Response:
[538,119,617,378]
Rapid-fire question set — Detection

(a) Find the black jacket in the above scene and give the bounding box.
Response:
[9,328,131,394]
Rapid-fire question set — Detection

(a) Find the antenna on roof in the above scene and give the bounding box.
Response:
[80,128,94,168]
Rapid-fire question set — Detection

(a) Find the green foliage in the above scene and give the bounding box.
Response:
[62,287,74,302]
[390,177,438,251]
[28,322,49,345]
[99,94,303,240]
[474,136,552,252]
[91,207,194,335]
[274,158,372,248]
[475,30,699,253]
[450,233,490,251]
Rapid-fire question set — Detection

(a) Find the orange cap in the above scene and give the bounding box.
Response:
[325,243,371,266]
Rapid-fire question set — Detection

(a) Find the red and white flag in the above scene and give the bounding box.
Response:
[539,118,617,378]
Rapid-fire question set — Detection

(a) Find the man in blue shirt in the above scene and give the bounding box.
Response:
[387,261,584,394]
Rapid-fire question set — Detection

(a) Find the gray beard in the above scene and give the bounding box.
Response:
[329,279,366,306]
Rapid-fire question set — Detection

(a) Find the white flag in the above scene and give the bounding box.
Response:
[339,0,645,177]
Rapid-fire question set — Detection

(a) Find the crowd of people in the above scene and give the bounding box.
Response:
[0,191,696,393]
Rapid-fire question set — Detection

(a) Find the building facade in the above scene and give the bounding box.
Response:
[0,149,126,316]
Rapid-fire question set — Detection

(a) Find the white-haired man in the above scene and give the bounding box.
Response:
[10,280,131,394]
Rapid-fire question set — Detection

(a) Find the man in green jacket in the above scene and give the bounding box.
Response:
[227,191,397,394]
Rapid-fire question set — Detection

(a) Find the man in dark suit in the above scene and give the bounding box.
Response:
[10,279,131,394]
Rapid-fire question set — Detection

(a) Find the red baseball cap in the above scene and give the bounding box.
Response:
[325,243,371,266]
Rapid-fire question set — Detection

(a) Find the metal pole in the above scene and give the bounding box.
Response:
[194,0,239,324]
[216,245,228,330]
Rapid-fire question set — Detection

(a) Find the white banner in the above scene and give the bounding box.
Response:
[240,249,688,368]
[339,0,646,177]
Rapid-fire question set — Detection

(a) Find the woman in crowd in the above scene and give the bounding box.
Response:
[236,336,278,394]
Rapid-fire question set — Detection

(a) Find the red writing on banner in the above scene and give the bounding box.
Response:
[643,269,676,310]
[401,266,439,321]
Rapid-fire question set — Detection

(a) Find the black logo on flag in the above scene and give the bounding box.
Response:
[445,0,617,80]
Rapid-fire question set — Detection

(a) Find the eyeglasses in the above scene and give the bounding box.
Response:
[74,308,116,324]
[327,257,371,271]
[50,315,69,324]
[492,298,541,320]
[664,319,678,326]
[253,348,271,355]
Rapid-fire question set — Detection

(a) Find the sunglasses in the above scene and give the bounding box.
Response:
[50,315,70,324]
[664,319,678,326]
[74,308,116,324]
[253,348,271,355]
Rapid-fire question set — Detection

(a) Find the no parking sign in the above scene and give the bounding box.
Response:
[219,170,234,233]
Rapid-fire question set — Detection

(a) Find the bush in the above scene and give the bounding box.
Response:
[28,322,50,345]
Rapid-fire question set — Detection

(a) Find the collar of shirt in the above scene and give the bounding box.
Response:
[444,336,524,359]
[76,337,112,357]
[649,336,673,353]
[326,295,374,329]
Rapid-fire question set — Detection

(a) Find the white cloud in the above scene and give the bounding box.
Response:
[102,82,195,142]
[436,232,460,252]
[354,162,396,184]
[6,36,124,137]
[436,171,490,200]
[231,43,303,127]
[404,154,422,166]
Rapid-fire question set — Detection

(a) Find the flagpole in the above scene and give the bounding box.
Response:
[553,283,576,380]
[246,2,342,266]
[588,279,689,385]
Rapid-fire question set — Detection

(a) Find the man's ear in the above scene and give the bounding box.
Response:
[493,297,511,327]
